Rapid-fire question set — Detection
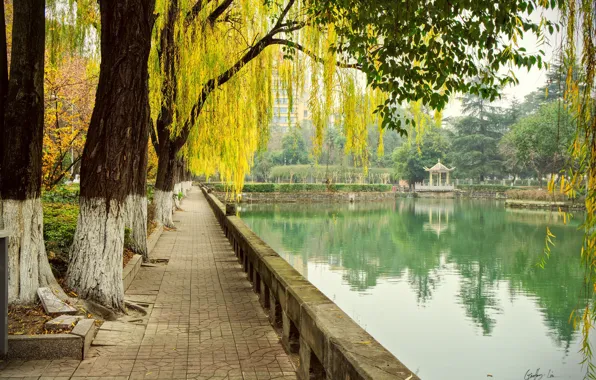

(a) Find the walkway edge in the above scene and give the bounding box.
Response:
[201,186,421,380]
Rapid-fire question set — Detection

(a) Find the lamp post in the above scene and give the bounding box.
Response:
[0,230,8,358]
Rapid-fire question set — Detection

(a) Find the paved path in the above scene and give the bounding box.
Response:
[0,189,297,379]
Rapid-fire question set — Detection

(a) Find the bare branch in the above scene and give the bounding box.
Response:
[273,0,296,31]
[207,0,234,25]
[185,0,212,25]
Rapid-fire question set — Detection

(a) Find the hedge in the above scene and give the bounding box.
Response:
[208,183,393,193]
[267,165,394,183]
[456,184,512,192]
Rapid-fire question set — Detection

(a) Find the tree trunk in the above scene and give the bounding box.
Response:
[124,115,149,260]
[152,0,180,228]
[67,0,155,312]
[153,132,178,228]
[0,0,63,303]
[124,140,149,260]
[0,0,61,304]
[173,159,183,210]
[0,0,8,164]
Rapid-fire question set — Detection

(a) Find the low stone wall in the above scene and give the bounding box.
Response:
[505,199,584,211]
[202,187,419,380]
[416,190,507,199]
[6,318,96,360]
[214,191,397,204]
[457,190,507,199]
[123,223,163,292]
[147,223,164,256]
[123,254,142,292]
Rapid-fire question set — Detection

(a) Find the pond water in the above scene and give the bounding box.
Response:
[238,198,591,380]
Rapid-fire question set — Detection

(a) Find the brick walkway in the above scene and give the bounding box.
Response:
[0,189,297,379]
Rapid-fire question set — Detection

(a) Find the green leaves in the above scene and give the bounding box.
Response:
[309,0,559,133]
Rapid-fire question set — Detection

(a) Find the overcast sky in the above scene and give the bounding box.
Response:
[443,7,561,118]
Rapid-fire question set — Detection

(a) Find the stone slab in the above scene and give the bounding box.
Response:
[7,334,82,360]
[71,319,97,359]
[37,287,77,315]
[44,315,84,331]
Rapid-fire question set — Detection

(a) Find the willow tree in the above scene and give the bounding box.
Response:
[555,0,596,375]
[148,0,556,221]
[67,0,155,311]
[0,0,67,303]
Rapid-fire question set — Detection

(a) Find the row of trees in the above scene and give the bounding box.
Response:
[393,65,577,186]
[0,0,558,314]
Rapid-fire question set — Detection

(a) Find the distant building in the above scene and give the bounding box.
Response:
[270,70,310,133]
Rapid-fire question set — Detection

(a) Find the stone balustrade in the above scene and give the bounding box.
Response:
[201,186,419,380]
[414,183,455,192]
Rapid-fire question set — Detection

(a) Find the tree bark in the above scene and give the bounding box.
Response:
[124,139,149,260]
[0,0,62,304]
[124,116,149,260]
[67,0,155,312]
[0,0,8,166]
[152,0,179,228]
[153,130,178,228]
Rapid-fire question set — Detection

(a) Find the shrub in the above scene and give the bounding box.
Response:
[268,165,394,183]
[334,184,392,192]
[243,183,275,192]
[124,227,134,249]
[43,202,79,277]
[506,189,570,202]
[147,183,155,203]
[277,183,328,192]
[457,184,512,192]
[42,184,80,204]
[208,182,393,193]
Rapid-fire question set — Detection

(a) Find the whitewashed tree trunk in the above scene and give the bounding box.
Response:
[124,194,148,260]
[154,189,175,228]
[67,198,125,312]
[173,182,182,209]
[0,198,63,303]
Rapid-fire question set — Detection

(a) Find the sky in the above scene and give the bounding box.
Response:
[443,7,561,118]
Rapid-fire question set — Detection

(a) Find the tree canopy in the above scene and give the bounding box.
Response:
[143,0,558,194]
[393,128,450,186]
[310,0,557,131]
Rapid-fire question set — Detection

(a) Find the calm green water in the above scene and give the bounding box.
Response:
[239,199,591,380]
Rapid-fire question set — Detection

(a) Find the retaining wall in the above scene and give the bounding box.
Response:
[202,187,419,380]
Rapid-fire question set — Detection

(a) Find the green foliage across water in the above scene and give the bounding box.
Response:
[456,184,513,192]
[209,182,393,193]
[267,165,393,183]
[240,200,586,360]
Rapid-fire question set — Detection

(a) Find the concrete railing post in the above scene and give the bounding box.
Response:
[0,230,8,358]
[282,312,300,354]
[298,336,326,380]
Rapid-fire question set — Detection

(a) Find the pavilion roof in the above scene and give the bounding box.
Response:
[424,159,455,172]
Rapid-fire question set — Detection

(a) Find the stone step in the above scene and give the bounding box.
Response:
[44,315,84,331]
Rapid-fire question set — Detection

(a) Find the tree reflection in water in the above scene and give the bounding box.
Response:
[241,199,585,348]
